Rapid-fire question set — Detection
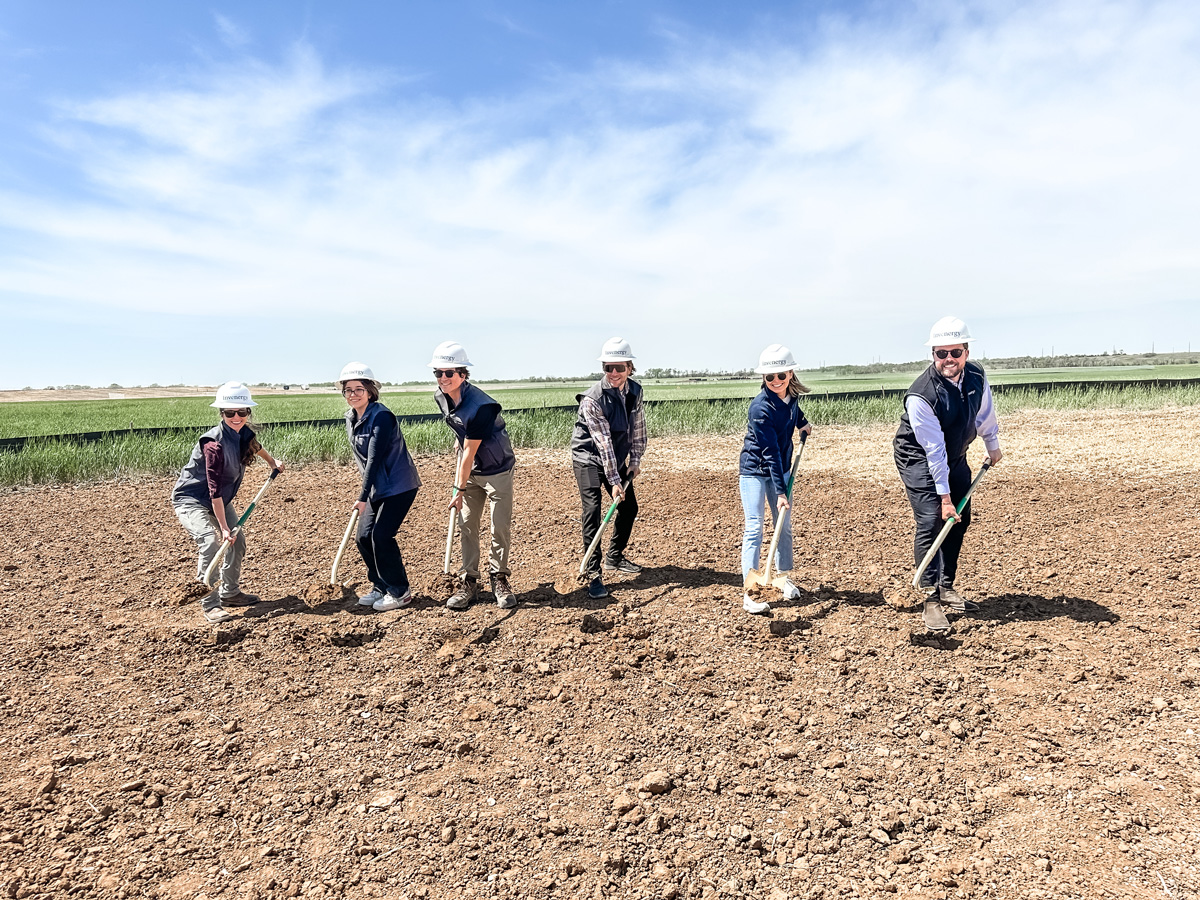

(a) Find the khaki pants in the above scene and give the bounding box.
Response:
[172,497,245,608]
[458,468,513,580]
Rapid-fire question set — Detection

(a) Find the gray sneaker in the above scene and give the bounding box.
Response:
[940,586,979,613]
[922,600,950,632]
[491,574,516,610]
[447,577,478,611]
[203,605,233,624]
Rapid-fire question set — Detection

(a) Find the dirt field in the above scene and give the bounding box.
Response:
[2,413,1199,900]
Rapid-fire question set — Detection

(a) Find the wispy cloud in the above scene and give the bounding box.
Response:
[1,0,1198,372]
[213,12,250,49]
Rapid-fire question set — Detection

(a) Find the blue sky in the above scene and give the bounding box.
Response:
[1,0,1198,388]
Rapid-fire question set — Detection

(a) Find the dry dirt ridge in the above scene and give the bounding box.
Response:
[1,428,1199,900]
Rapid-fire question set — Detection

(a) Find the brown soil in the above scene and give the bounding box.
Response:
[1,442,1198,900]
[301,582,356,609]
[431,573,461,603]
[172,580,213,606]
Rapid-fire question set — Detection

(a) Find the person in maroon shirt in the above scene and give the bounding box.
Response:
[170,382,283,623]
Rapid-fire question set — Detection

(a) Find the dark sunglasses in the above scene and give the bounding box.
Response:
[763,372,789,383]
[222,408,251,418]
[433,369,460,379]
[603,363,628,373]
[934,348,965,359]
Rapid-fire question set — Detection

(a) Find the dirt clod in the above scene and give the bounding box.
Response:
[173,579,211,605]
[301,581,354,607]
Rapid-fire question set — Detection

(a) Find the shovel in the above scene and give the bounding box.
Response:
[443,448,465,576]
[203,466,282,589]
[911,461,991,588]
[744,434,807,594]
[579,477,633,577]
[330,507,360,586]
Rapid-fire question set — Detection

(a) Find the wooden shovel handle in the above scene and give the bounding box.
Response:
[331,508,360,586]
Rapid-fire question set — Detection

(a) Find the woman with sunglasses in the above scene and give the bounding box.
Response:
[571,337,647,600]
[339,362,422,612]
[428,341,517,610]
[739,345,812,615]
[171,382,284,624]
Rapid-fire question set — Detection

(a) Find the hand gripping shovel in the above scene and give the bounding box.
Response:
[744,434,807,595]
[203,466,282,589]
[579,478,633,577]
[330,508,360,586]
[911,461,991,588]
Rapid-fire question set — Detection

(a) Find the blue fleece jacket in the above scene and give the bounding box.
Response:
[738,388,808,497]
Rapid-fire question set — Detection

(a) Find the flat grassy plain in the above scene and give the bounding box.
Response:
[2,380,1198,486]
[3,364,1200,439]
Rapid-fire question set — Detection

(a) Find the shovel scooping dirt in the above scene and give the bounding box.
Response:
[744,436,806,599]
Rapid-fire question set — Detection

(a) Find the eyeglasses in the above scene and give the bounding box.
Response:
[603,364,628,373]
[342,387,367,397]
[222,408,251,418]
[934,348,965,359]
[433,369,460,379]
[763,372,789,383]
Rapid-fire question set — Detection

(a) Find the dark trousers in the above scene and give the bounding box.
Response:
[573,463,638,576]
[356,488,418,596]
[897,456,973,590]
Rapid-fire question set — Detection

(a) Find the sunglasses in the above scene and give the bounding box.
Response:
[342,387,367,397]
[222,408,251,418]
[934,348,965,359]
[763,372,790,383]
[433,369,460,379]
[603,363,629,373]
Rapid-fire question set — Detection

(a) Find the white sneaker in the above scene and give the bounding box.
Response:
[373,589,412,612]
[781,578,801,600]
[743,593,771,615]
[358,588,385,607]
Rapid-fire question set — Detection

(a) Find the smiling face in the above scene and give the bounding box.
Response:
[342,380,371,414]
[434,367,466,400]
[932,344,969,379]
[763,370,792,398]
[604,362,630,390]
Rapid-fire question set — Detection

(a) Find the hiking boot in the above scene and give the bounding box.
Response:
[373,589,412,612]
[743,593,771,615]
[922,599,951,632]
[219,591,259,607]
[940,586,978,613]
[587,576,608,600]
[203,605,232,624]
[358,587,385,607]
[492,574,516,610]
[447,577,478,610]
[603,555,642,575]
[781,578,802,600]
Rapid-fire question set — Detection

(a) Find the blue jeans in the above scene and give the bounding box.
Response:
[739,475,793,579]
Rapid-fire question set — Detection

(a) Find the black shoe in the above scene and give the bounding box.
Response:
[587,577,608,599]
[603,556,642,575]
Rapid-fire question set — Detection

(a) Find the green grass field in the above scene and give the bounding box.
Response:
[3,364,1200,439]
[2,381,1198,486]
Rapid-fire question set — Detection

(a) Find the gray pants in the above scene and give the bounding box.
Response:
[173,497,246,608]
[459,468,513,580]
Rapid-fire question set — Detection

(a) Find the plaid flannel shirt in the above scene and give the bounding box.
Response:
[580,384,647,487]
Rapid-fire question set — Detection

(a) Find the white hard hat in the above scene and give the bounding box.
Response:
[338,361,380,387]
[210,381,257,409]
[753,343,798,374]
[427,341,472,369]
[598,337,635,363]
[925,316,973,346]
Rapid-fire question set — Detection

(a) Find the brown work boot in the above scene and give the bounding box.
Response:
[446,577,478,611]
[922,599,950,632]
[220,591,260,607]
[491,574,516,609]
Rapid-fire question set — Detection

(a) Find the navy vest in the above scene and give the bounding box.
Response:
[171,421,252,509]
[894,361,986,468]
[570,378,642,469]
[346,402,422,500]
[433,382,515,477]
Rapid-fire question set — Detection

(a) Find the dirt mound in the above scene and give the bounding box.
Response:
[553,571,591,594]
[300,580,355,607]
[427,572,459,602]
[171,578,211,605]
[2,449,1198,900]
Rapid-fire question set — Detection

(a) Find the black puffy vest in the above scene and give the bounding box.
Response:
[894,361,986,468]
[433,382,515,477]
[171,422,251,509]
[570,378,642,469]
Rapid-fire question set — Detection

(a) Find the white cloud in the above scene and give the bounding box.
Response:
[214,12,250,49]
[1,0,1198,375]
